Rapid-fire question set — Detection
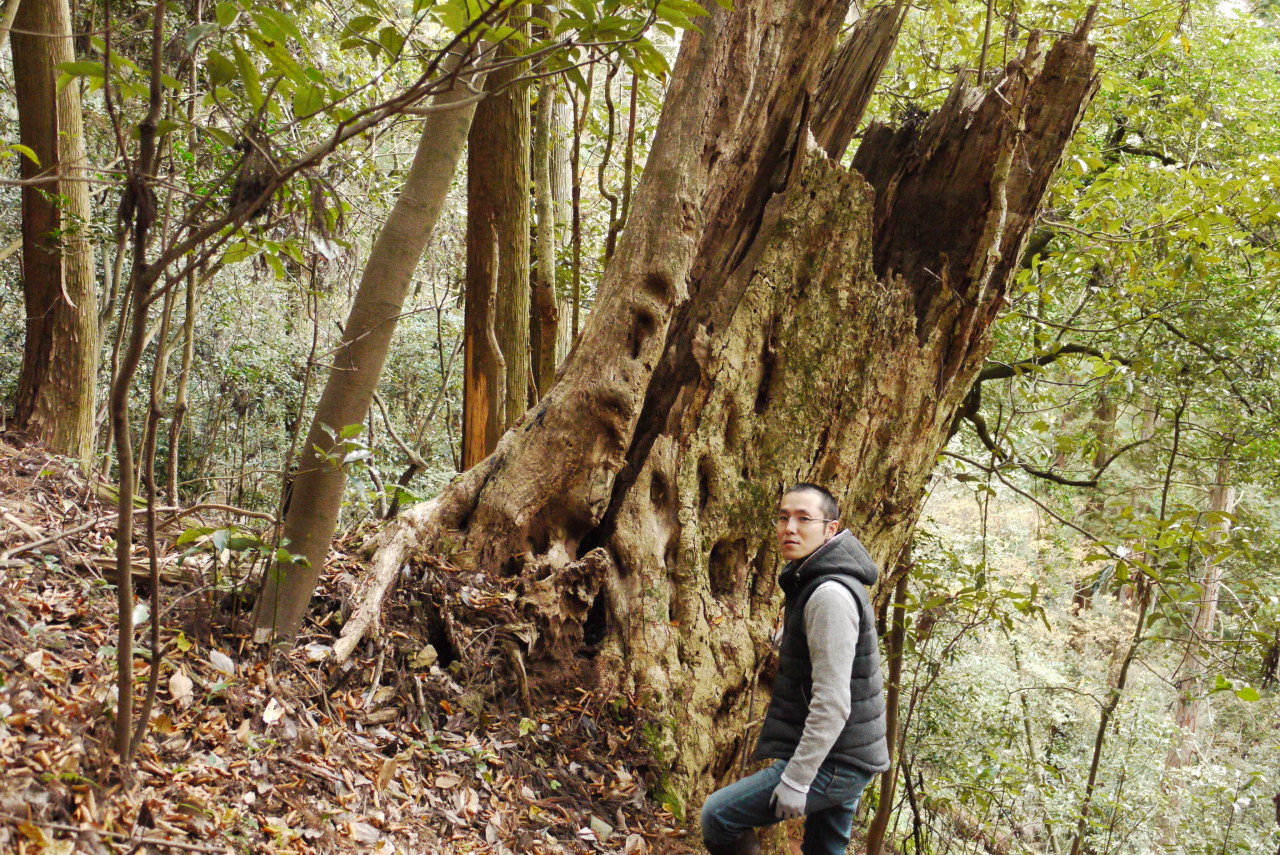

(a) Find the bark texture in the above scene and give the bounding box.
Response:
[11,0,98,462]
[345,2,1098,812]
[252,55,486,642]
[463,24,531,464]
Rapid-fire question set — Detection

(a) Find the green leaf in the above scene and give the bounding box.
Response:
[220,241,257,264]
[264,251,286,279]
[292,82,326,118]
[206,50,237,86]
[258,8,305,45]
[202,125,237,147]
[564,64,588,95]
[377,26,405,58]
[56,60,107,79]
[249,31,306,84]
[232,44,264,109]
[185,22,220,53]
[226,535,260,551]
[176,525,216,546]
[1234,685,1261,702]
[340,14,380,38]
[8,144,40,167]
[211,528,231,553]
[215,1,240,28]
[338,423,364,440]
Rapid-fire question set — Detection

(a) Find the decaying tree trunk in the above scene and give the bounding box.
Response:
[11,0,98,463]
[812,0,908,161]
[339,0,1098,812]
[252,53,488,642]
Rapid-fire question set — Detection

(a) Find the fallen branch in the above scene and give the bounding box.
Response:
[0,502,277,560]
[331,511,424,662]
[0,813,227,853]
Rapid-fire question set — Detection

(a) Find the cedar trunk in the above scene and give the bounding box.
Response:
[463,24,531,466]
[11,0,98,462]
[343,1,1097,812]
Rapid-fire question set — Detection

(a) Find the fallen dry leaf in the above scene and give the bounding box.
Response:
[169,668,194,708]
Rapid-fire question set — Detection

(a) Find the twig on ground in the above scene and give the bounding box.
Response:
[0,813,227,853]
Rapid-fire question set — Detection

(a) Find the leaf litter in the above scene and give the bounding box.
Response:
[0,439,699,854]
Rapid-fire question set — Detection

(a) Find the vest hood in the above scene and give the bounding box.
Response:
[779,529,878,597]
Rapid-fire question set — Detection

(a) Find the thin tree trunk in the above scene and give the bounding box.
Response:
[11,0,98,463]
[603,69,639,262]
[530,35,562,400]
[549,78,573,362]
[1166,456,1235,767]
[251,52,488,643]
[569,86,584,341]
[166,267,199,503]
[342,4,1097,811]
[1157,454,1237,847]
[464,15,530,462]
[0,0,22,42]
[108,0,169,763]
[866,570,910,855]
[1070,393,1184,855]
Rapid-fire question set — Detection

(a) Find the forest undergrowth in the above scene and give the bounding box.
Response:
[0,438,694,855]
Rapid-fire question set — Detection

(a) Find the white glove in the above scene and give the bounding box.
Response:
[770,779,807,819]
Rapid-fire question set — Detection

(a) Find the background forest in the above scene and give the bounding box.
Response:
[2,0,1280,853]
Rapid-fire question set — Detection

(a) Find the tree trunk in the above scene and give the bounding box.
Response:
[10,0,98,463]
[530,42,562,400]
[342,1,1098,811]
[463,19,531,463]
[1166,456,1236,767]
[866,570,910,854]
[251,53,488,643]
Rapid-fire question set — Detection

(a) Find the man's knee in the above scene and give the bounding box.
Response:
[701,794,726,842]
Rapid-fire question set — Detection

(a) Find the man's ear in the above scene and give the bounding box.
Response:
[825,520,839,541]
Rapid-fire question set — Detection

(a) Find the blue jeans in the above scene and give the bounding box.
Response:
[701,759,874,855]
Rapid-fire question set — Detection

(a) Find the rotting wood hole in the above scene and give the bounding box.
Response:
[642,272,673,303]
[629,307,658,359]
[710,737,743,781]
[754,326,778,415]
[580,595,607,657]
[697,455,715,511]
[708,537,746,599]
[724,400,740,448]
[418,598,457,668]
[649,468,670,508]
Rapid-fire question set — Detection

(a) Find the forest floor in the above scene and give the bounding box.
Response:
[0,438,698,854]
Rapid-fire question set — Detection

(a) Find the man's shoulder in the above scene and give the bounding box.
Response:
[805,579,860,611]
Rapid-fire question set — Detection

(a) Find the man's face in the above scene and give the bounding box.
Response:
[775,490,839,561]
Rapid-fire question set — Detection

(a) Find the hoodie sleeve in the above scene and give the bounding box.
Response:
[779,580,859,792]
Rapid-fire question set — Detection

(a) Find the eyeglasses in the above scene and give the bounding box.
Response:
[774,515,837,529]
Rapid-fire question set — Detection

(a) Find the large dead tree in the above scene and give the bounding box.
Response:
[337,0,1098,809]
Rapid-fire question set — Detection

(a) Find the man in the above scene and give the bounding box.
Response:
[701,483,890,855]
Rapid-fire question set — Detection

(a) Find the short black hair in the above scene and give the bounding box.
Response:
[784,482,838,520]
